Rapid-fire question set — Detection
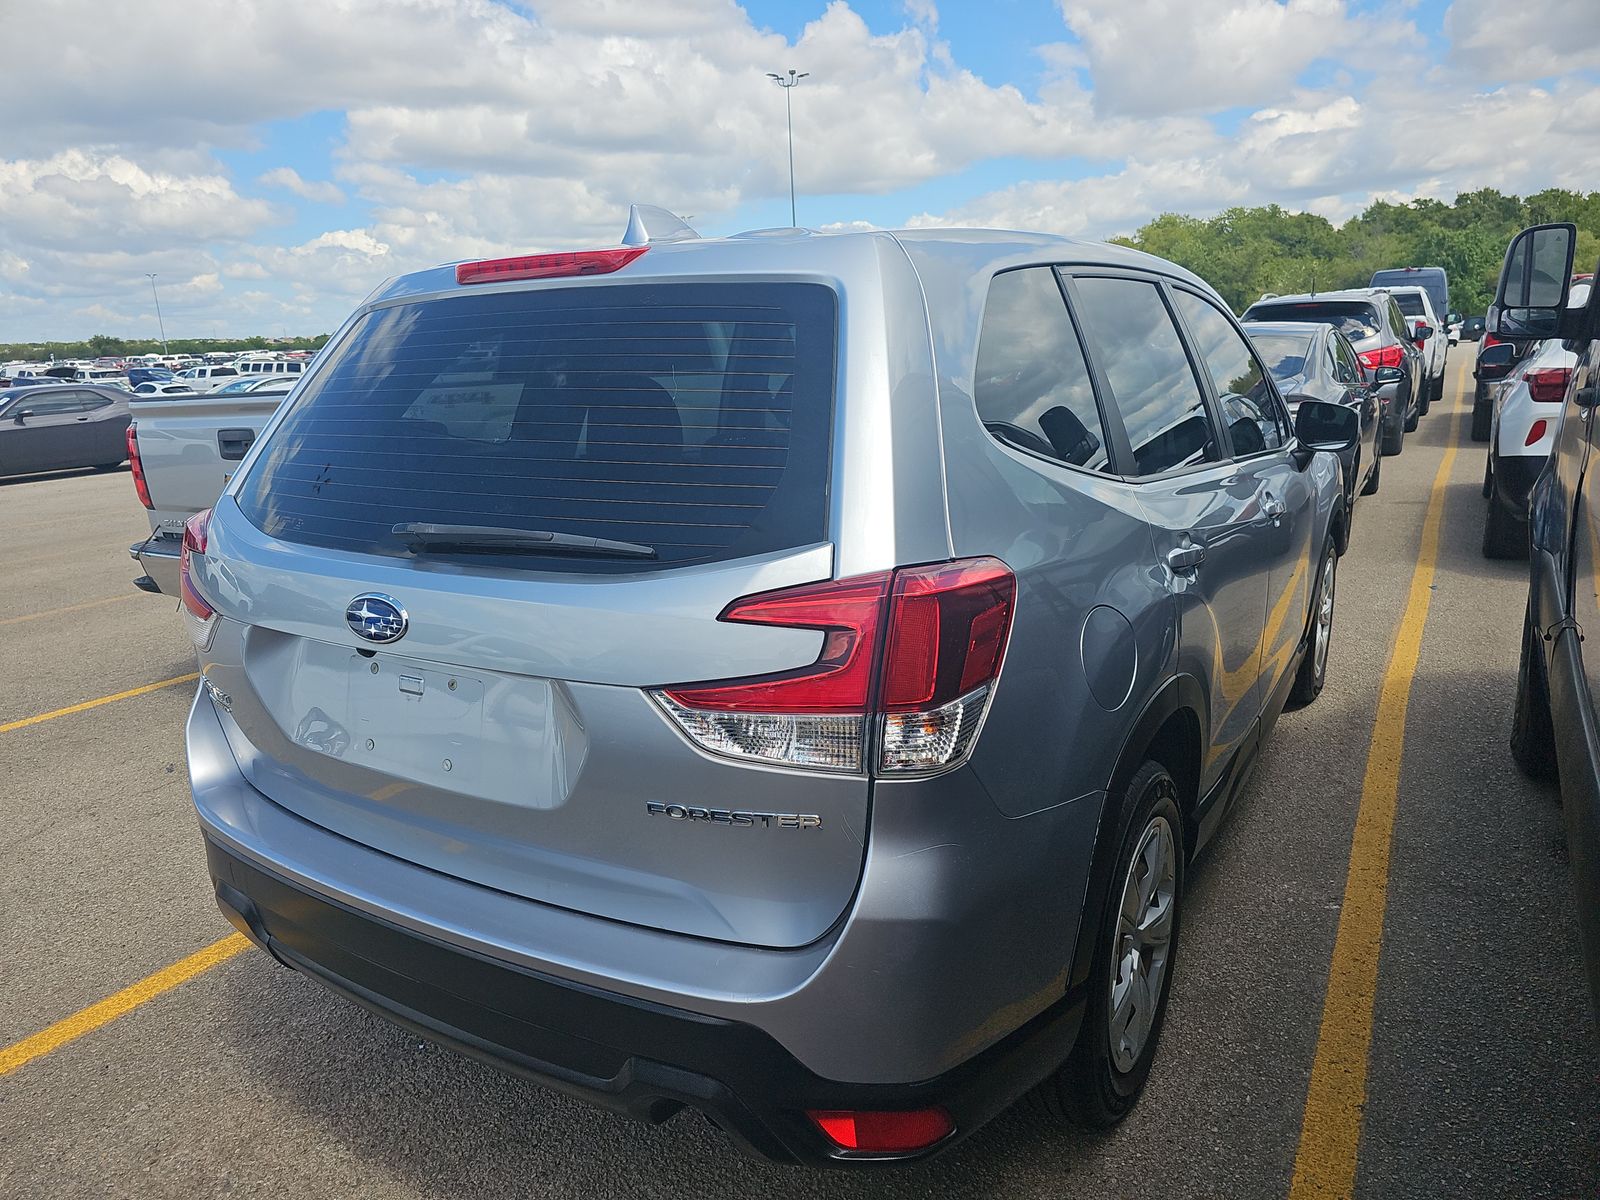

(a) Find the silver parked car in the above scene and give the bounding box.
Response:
[182,212,1356,1165]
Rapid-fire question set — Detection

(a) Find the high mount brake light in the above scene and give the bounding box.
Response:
[654,558,1016,774]
[127,424,152,509]
[1527,367,1573,404]
[180,508,218,650]
[455,246,648,285]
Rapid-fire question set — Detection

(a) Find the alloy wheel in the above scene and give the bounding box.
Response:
[1109,814,1177,1073]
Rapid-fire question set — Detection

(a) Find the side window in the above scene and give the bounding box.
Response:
[1387,299,1406,338]
[1334,335,1362,384]
[973,267,1112,473]
[81,393,112,411]
[1172,290,1286,457]
[1072,275,1218,477]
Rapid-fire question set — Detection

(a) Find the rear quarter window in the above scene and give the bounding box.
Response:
[236,282,837,573]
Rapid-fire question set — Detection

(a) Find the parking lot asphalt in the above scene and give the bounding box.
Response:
[2,351,1597,1199]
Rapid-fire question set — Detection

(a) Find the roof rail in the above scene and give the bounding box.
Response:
[621,204,700,246]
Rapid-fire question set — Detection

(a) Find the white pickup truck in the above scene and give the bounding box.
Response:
[127,389,289,594]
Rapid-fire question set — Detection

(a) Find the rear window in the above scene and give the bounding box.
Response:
[236,282,836,573]
[1392,293,1425,317]
[1247,333,1314,382]
[1244,301,1380,342]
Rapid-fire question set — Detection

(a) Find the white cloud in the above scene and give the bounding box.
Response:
[258,167,345,204]
[1446,0,1600,82]
[1056,0,1414,116]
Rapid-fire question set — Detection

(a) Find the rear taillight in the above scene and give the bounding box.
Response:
[654,557,1016,775]
[807,1107,954,1153]
[455,246,647,285]
[1525,419,1550,447]
[1482,333,1503,349]
[180,508,218,650]
[1526,367,1573,404]
[127,424,152,509]
[1357,344,1404,370]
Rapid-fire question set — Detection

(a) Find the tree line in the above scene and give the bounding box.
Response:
[1110,188,1600,316]
[0,333,331,362]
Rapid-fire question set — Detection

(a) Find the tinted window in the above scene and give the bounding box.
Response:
[1386,298,1407,337]
[1393,293,1425,317]
[973,268,1110,473]
[1243,301,1381,342]
[1175,291,1284,456]
[1332,334,1362,383]
[1073,276,1218,476]
[237,282,837,573]
[1248,333,1314,383]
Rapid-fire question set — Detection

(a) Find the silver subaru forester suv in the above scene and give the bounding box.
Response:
[181,212,1355,1165]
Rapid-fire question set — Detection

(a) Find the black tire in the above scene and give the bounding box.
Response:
[1482,472,1527,559]
[1288,536,1338,709]
[1417,382,1432,416]
[1360,444,1382,496]
[1431,372,1446,403]
[1403,402,1421,433]
[1381,410,1405,456]
[1035,761,1184,1131]
[1482,452,1493,499]
[1511,604,1558,784]
[1470,387,1493,442]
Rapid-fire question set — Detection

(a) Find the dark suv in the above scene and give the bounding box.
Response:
[1242,289,1426,456]
[180,212,1359,1165]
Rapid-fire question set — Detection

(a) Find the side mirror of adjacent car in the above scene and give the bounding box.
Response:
[1488,223,1580,340]
[1370,365,1405,387]
[1474,342,1518,381]
[1448,311,1462,325]
[1414,324,1433,342]
[13,409,34,422]
[1292,399,1360,470]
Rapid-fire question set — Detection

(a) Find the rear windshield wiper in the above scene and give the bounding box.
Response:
[391,523,657,559]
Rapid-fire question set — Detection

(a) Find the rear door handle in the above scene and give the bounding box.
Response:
[1166,542,1206,574]
[217,428,256,461]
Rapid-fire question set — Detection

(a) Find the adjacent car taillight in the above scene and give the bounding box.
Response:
[1526,367,1573,404]
[180,508,218,650]
[653,557,1016,775]
[1357,344,1405,370]
[127,424,152,509]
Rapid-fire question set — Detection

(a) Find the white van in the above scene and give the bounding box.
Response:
[235,358,306,378]
[173,364,243,393]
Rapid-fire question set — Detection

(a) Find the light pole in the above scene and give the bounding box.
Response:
[766,69,808,227]
[145,272,168,354]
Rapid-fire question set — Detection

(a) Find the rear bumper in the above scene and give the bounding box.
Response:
[204,834,1084,1166]
[129,533,181,596]
[187,685,1101,1163]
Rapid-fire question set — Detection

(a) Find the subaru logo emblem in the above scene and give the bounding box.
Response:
[346,593,407,644]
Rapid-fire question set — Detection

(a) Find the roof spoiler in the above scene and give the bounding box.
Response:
[621,204,700,246]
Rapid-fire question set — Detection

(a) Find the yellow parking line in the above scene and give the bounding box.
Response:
[0,593,140,627]
[0,935,248,1078]
[0,672,199,734]
[1288,374,1463,1198]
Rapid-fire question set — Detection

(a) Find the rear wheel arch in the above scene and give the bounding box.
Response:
[1068,676,1205,995]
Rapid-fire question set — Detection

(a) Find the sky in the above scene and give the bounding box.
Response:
[2,0,1598,342]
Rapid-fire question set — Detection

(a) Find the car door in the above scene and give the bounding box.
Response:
[1066,271,1269,800]
[1172,288,1315,708]
[75,391,129,466]
[1,392,87,472]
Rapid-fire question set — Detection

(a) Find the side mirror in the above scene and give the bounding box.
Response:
[1488,223,1577,339]
[1414,324,1434,342]
[1474,342,1518,381]
[14,409,34,422]
[1293,399,1359,469]
[1371,365,1405,386]
[1448,311,1462,325]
